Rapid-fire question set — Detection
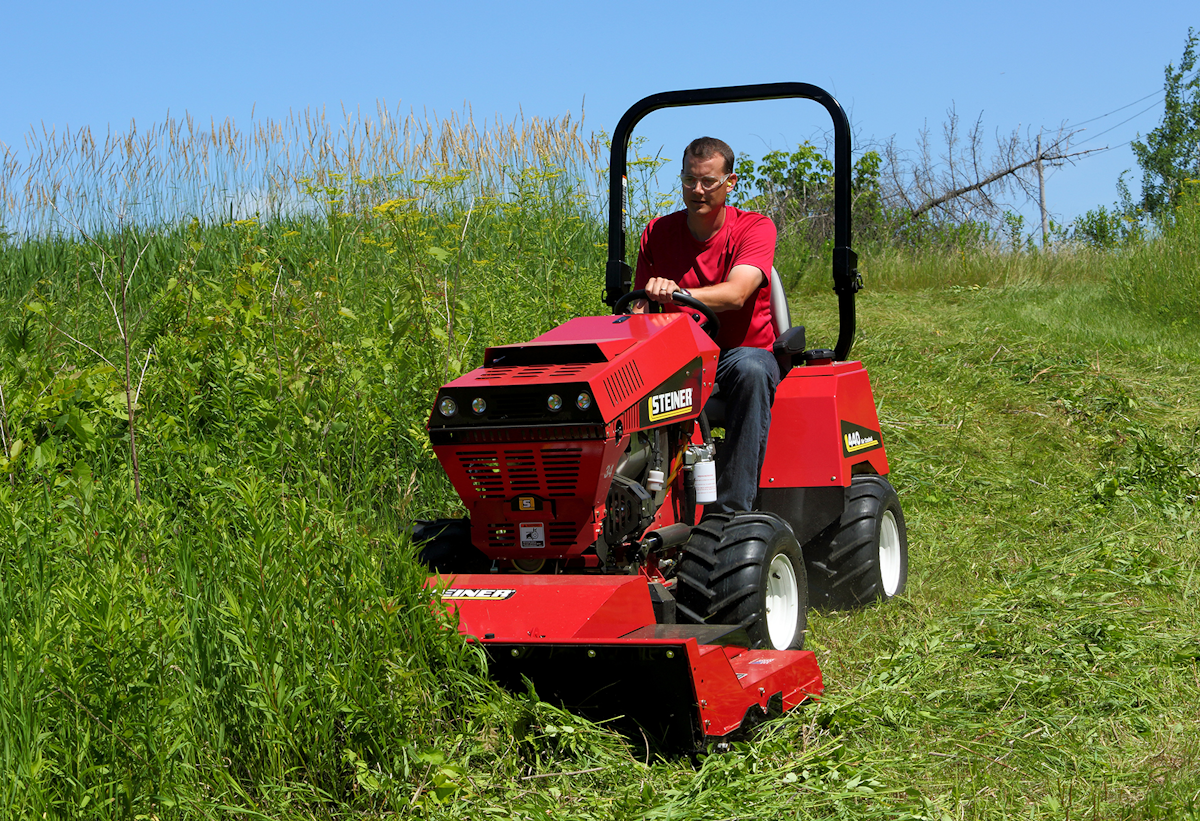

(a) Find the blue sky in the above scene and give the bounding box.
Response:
[2,0,1195,227]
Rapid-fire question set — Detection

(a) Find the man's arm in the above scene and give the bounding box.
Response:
[639,264,765,312]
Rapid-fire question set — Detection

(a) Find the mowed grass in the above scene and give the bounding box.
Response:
[406,272,1200,820]
[805,281,1200,819]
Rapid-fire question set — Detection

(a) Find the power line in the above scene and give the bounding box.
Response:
[1073,100,1165,146]
[1067,89,1164,128]
[1062,66,1198,140]
[1067,139,1136,161]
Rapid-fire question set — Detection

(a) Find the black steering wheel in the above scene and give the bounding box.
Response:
[612,289,721,337]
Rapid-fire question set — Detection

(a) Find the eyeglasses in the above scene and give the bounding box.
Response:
[680,172,732,191]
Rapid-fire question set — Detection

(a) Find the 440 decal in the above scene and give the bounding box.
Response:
[841,420,883,458]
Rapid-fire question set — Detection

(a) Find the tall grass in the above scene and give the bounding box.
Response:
[1109,181,1200,324]
[1,103,604,237]
[0,473,496,816]
[0,110,615,817]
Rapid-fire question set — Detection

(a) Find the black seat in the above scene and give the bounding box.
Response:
[767,266,804,375]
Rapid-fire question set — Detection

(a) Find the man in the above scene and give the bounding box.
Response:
[633,136,779,513]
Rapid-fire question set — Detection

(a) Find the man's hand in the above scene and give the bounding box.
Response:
[644,277,685,304]
[633,267,764,314]
[630,277,684,313]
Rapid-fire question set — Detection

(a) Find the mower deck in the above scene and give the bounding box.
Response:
[431,574,823,749]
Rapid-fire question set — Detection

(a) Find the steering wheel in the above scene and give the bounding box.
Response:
[613,289,721,337]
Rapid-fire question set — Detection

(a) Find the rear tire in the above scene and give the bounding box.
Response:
[674,512,808,651]
[805,476,908,610]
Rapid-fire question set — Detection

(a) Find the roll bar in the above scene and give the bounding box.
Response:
[603,83,862,361]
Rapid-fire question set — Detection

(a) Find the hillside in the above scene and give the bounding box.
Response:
[1,181,1199,817]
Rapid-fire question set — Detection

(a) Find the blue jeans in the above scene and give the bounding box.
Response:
[714,347,780,513]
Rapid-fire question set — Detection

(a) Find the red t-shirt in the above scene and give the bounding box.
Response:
[633,206,777,351]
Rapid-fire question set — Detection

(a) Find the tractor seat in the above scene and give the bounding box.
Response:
[703,268,804,427]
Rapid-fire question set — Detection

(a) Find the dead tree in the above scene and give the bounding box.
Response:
[882,106,1099,230]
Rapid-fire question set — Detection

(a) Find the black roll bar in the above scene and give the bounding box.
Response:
[603,83,862,361]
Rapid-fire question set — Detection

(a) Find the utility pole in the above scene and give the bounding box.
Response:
[1036,132,1049,247]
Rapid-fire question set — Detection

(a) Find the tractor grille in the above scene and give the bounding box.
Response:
[435,425,606,445]
[603,362,643,406]
[486,523,515,549]
[504,450,539,492]
[543,450,582,494]
[455,447,584,499]
[477,363,592,380]
[618,404,639,434]
[548,521,578,546]
[457,451,505,496]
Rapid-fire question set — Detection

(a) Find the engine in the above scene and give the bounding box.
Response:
[426,312,719,569]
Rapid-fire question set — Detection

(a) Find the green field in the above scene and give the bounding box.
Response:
[1,130,1199,819]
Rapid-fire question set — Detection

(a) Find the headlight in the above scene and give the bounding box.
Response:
[471,397,487,414]
[547,394,563,412]
[576,392,592,411]
[437,396,458,417]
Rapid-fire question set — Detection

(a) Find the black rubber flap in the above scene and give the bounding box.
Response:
[486,642,699,751]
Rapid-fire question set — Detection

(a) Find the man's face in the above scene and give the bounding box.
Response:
[681,153,734,218]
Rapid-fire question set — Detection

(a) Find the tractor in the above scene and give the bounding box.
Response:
[414,83,908,751]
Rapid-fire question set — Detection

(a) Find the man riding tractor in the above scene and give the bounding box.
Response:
[632,136,779,513]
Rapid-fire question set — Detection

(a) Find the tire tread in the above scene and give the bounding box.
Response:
[674,511,808,650]
[803,476,908,610]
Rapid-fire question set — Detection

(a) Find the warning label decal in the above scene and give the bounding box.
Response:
[519,522,546,549]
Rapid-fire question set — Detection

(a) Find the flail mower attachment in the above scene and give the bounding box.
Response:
[429,574,822,750]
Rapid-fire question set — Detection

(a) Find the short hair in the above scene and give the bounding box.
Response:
[682,137,734,174]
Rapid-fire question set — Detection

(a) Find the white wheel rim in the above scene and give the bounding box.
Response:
[879,509,902,597]
[765,553,800,650]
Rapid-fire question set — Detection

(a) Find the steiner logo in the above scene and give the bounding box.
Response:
[841,420,884,458]
[441,588,516,601]
[648,387,694,422]
[638,358,703,428]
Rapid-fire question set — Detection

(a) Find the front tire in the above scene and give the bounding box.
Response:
[674,512,808,651]
[805,475,908,610]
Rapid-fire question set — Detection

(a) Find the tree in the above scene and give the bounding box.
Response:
[883,107,1086,226]
[732,142,884,251]
[733,111,1097,252]
[1131,29,1200,218]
